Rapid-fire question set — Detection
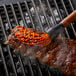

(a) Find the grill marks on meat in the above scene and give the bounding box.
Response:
[36,38,76,76]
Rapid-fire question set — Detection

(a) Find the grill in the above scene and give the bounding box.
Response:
[0,0,76,76]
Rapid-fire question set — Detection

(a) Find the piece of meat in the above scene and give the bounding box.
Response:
[36,38,76,76]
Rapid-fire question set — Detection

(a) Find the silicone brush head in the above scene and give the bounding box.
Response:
[6,25,51,47]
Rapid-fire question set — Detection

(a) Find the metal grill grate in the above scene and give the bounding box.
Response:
[0,0,75,76]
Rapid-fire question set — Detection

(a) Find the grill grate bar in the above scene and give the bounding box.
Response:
[3,5,12,29]
[0,16,8,40]
[17,2,27,27]
[7,45,18,76]
[68,0,74,10]
[25,57,34,76]
[18,56,26,76]
[0,16,17,76]
[30,59,43,76]
[45,68,51,76]
[0,45,9,76]
[24,0,35,29]
[46,0,57,25]
[61,0,76,38]
[37,64,43,76]
[10,3,19,25]
[53,0,70,38]
[48,70,52,76]
[28,60,34,76]
[31,0,44,31]
[39,0,50,28]
[37,59,51,76]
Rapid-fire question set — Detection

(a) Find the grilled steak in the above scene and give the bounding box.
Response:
[36,38,76,76]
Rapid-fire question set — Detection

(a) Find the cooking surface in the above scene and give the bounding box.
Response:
[0,0,76,76]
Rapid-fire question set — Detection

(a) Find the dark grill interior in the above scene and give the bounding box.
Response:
[0,0,76,76]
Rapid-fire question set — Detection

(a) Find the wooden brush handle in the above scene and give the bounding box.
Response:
[61,10,76,27]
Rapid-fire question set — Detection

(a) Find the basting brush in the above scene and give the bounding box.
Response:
[4,11,76,47]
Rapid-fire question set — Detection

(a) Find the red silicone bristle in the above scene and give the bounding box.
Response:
[14,25,51,46]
